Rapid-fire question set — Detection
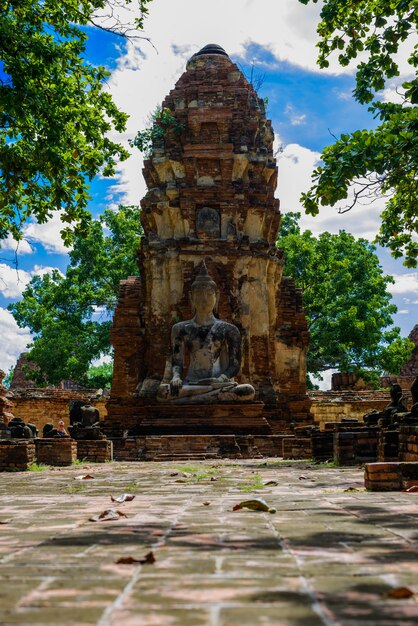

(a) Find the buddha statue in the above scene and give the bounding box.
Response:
[157,262,255,404]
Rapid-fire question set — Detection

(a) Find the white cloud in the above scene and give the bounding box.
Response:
[389,273,418,295]
[0,264,61,299]
[0,308,31,372]
[398,309,409,314]
[0,234,33,256]
[23,211,72,255]
[284,104,307,126]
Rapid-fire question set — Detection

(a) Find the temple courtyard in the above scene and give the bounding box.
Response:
[0,460,417,625]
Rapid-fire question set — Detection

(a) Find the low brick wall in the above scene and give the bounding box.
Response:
[112,434,282,461]
[399,425,418,461]
[309,390,391,429]
[378,430,399,462]
[35,438,77,466]
[333,428,378,466]
[311,430,334,462]
[0,440,35,471]
[365,461,418,491]
[282,436,312,460]
[76,440,113,463]
[7,388,107,433]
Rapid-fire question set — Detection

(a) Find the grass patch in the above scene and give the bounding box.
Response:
[239,473,265,493]
[71,458,87,466]
[27,463,50,472]
[66,483,86,494]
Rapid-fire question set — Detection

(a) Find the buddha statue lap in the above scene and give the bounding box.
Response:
[157,263,255,404]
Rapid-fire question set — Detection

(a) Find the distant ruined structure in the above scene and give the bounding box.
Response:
[106,43,311,452]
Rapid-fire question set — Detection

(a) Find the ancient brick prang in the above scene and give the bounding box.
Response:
[108,44,311,435]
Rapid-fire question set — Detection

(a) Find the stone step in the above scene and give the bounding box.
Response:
[152,453,219,461]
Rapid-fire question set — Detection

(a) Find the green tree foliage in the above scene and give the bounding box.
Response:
[2,366,14,388]
[299,0,418,267]
[0,0,151,246]
[129,106,184,157]
[9,205,142,386]
[86,362,113,388]
[278,212,414,379]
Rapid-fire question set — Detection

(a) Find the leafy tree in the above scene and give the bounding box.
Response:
[299,0,418,267]
[278,212,414,379]
[2,366,15,388]
[0,0,151,246]
[86,362,113,388]
[9,205,142,386]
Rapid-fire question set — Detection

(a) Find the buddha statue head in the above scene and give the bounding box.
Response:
[190,261,219,316]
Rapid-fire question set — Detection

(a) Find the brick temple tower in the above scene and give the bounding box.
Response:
[106,44,311,442]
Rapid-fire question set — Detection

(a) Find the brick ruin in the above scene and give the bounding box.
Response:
[106,44,311,448]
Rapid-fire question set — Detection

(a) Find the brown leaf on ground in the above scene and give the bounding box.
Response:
[116,551,156,565]
[386,587,415,599]
[75,474,95,480]
[344,487,362,492]
[298,475,308,480]
[404,485,418,493]
[111,494,136,503]
[264,480,278,486]
[210,477,218,481]
[0,519,10,525]
[89,508,128,522]
[174,478,188,483]
[202,501,211,506]
[233,498,276,514]
[169,472,179,477]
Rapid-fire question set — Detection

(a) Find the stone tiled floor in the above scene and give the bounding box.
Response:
[0,459,417,625]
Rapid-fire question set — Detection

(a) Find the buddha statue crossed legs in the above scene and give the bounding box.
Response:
[157,263,255,404]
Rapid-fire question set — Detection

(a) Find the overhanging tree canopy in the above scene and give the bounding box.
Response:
[299,0,418,267]
[0,0,151,246]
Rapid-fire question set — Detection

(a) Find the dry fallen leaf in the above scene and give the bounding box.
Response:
[75,474,94,480]
[89,508,128,522]
[264,480,278,486]
[404,485,418,493]
[202,501,211,506]
[298,475,308,480]
[174,478,188,483]
[210,477,218,482]
[0,519,10,525]
[169,472,179,477]
[233,498,276,514]
[386,587,415,599]
[111,494,136,503]
[116,552,156,565]
[344,487,362,492]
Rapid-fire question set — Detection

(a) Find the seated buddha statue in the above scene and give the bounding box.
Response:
[157,262,255,404]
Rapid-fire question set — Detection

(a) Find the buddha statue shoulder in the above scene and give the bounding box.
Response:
[157,262,255,404]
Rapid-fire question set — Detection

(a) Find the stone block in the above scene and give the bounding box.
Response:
[35,438,77,466]
[365,461,418,491]
[0,440,35,471]
[333,429,378,466]
[76,440,113,463]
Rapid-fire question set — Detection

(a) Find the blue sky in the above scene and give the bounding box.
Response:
[0,0,417,382]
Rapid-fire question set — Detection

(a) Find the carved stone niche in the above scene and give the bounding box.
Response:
[196,206,220,239]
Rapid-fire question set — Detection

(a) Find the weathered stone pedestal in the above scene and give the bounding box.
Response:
[35,439,77,466]
[0,440,35,471]
[76,440,113,463]
[365,461,418,491]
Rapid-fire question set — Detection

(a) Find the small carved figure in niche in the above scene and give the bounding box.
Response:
[364,383,408,427]
[68,401,104,440]
[157,262,255,404]
[196,207,220,239]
